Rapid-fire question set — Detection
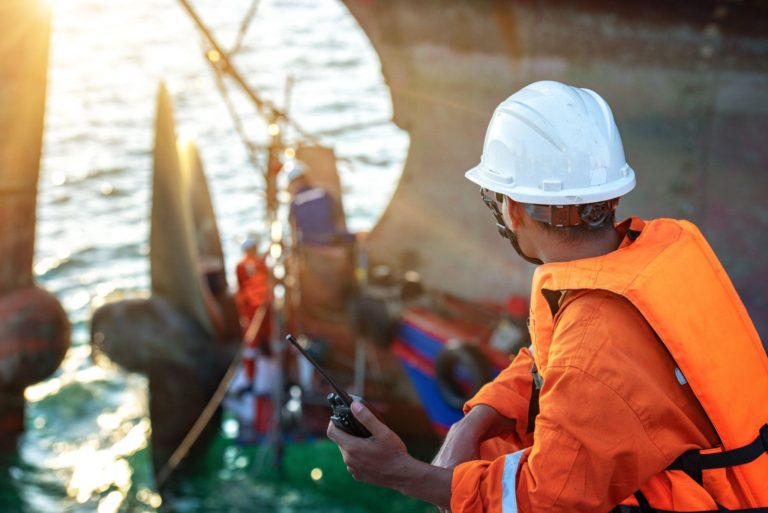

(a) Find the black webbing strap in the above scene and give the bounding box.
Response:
[613,425,768,513]
[668,448,704,484]
[526,363,543,434]
[613,505,768,513]
[667,424,768,483]
[617,489,767,513]
[634,490,655,513]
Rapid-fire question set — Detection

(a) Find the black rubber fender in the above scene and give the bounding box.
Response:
[349,294,396,348]
[434,341,492,410]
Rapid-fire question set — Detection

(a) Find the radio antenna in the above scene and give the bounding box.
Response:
[286,335,352,404]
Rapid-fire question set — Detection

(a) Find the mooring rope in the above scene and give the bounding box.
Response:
[155,303,268,487]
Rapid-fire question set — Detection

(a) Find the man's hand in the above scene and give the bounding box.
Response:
[432,404,516,469]
[326,401,409,488]
[327,401,453,509]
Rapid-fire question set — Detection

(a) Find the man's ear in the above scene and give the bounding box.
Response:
[504,198,524,230]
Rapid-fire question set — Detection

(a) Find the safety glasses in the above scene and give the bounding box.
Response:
[480,188,511,240]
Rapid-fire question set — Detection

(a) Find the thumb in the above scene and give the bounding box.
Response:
[350,400,388,437]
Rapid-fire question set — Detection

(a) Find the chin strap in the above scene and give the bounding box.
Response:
[507,229,544,265]
[480,188,544,265]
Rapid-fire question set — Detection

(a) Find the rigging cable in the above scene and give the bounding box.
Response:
[206,55,268,172]
[176,0,318,144]
[178,0,406,174]
[229,0,261,56]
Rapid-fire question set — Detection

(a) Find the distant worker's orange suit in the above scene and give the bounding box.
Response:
[235,254,271,345]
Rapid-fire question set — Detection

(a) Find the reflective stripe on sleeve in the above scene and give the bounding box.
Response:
[501,449,526,513]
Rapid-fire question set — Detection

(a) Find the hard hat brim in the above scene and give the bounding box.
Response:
[465,163,636,205]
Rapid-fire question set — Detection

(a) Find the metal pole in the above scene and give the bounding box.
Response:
[0,0,70,446]
[0,0,50,294]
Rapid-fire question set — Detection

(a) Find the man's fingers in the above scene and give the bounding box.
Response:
[346,465,360,481]
[327,420,357,447]
[350,401,387,437]
[327,420,339,442]
[328,419,373,456]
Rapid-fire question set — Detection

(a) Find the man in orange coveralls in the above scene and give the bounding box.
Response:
[327,81,768,512]
[235,237,271,381]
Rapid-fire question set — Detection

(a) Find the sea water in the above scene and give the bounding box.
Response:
[0,0,427,511]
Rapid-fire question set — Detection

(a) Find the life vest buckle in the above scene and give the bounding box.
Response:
[676,449,704,485]
[759,423,768,453]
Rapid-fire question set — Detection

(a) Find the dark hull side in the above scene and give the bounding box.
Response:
[0,0,71,445]
[342,0,768,340]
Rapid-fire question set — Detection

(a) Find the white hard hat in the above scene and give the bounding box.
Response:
[465,81,635,205]
[241,237,257,251]
[286,160,307,183]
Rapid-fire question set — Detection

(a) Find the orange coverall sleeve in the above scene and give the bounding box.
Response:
[463,347,534,422]
[451,291,716,513]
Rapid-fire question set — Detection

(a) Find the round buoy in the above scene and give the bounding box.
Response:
[0,286,70,390]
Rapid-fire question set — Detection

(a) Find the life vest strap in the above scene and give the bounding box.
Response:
[526,363,543,434]
[618,490,768,513]
[612,505,768,513]
[666,424,768,483]
[614,426,768,513]
[634,490,654,513]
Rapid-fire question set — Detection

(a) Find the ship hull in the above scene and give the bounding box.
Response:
[342,0,768,340]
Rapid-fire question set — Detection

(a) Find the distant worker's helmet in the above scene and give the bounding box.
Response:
[241,237,257,252]
[286,160,308,183]
[465,80,635,206]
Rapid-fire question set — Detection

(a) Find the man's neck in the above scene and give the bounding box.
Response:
[538,228,623,264]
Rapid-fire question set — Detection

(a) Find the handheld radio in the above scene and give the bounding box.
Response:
[286,334,372,438]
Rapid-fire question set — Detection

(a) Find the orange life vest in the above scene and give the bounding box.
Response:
[529,217,768,511]
[235,255,270,317]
